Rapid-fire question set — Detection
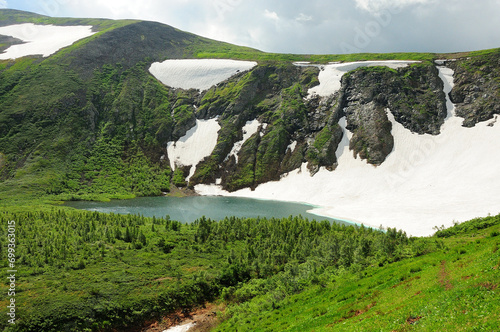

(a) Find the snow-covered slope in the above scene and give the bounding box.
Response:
[196,63,500,237]
[0,23,94,59]
[149,59,257,91]
[167,118,220,181]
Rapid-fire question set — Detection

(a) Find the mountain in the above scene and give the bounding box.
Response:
[1,9,499,332]
[0,9,499,236]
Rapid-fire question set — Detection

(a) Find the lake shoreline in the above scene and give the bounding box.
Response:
[65,195,353,226]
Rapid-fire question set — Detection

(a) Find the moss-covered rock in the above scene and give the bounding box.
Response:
[388,62,447,135]
[448,51,500,127]
[223,133,260,191]
[340,62,447,165]
[254,123,289,184]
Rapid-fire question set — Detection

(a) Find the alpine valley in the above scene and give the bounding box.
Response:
[0,9,499,332]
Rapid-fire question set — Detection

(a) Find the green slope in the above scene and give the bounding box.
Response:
[214,217,500,331]
[0,9,260,201]
[0,208,498,331]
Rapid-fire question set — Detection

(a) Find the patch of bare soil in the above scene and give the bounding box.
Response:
[406,315,423,325]
[439,260,453,290]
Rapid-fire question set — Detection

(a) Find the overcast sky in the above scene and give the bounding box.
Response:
[3,0,500,54]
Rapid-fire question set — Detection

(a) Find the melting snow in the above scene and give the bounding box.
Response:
[196,65,500,237]
[0,23,95,59]
[226,119,260,163]
[167,118,220,181]
[149,59,257,91]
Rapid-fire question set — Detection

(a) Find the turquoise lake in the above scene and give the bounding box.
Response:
[66,196,350,225]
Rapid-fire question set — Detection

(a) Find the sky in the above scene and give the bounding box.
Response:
[2,0,500,54]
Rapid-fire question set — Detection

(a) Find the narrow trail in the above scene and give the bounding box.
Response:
[439,260,453,290]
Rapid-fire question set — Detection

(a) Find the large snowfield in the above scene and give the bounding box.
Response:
[196,62,500,237]
[0,23,94,59]
[149,59,257,91]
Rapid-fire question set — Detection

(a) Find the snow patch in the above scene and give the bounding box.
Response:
[287,141,297,152]
[162,322,196,332]
[149,59,257,91]
[196,65,500,237]
[0,23,95,59]
[167,118,220,181]
[437,65,456,119]
[226,119,260,163]
[335,117,351,160]
[295,60,419,98]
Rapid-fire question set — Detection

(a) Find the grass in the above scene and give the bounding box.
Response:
[191,49,439,63]
[214,218,500,331]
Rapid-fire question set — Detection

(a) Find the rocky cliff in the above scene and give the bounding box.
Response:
[188,60,451,190]
[449,53,500,127]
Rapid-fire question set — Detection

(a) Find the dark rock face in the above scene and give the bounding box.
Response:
[345,100,393,165]
[305,93,344,173]
[340,63,446,165]
[190,64,323,190]
[448,51,500,127]
[0,35,24,54]
[170,90,198,140]
[387,63,447,135]
[342,69,395,165]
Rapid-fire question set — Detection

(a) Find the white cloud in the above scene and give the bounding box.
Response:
[354,0,434,14]
[296,13,313,22]
[0,0,7,9]
[264,9,279,21]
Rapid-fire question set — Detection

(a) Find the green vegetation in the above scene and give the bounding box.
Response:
[192,48,438,63]
[0,9,138,32]
[0,59,176,200]
[313,126,334,151]
[215,215,500,331]
[172,168,187,187]
[1,9,499,331]
[1,207,499,331]
[0,209,212,331]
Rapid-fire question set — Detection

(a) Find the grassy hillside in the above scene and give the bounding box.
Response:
[0,9,138,30]
[0,9,267,201]
[0,206,498,331]
[215,216,500,331]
